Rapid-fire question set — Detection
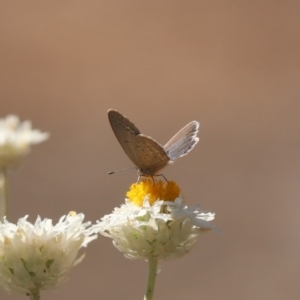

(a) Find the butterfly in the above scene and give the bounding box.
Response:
[108,109,199,179]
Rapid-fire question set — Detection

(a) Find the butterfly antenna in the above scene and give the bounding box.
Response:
[108,167,137,175]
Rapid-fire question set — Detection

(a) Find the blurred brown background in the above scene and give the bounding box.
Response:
[1,1,300,299]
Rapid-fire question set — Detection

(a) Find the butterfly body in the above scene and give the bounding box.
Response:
[108,109,199,177]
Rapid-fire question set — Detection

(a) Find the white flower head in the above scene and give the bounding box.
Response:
[93,180,217,261]
[0,213,97,297]
[0,115,49,169]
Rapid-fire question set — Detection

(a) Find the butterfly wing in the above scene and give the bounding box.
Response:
[164,121,200,161]
[108,109,141,167]
[135,134,170,175]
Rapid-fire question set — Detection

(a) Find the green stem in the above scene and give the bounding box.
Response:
[0,168,8,219]
[144,257,158,300]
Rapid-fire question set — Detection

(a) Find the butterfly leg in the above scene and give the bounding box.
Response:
[153,174,168,182]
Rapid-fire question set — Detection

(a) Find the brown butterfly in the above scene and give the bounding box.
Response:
[108,109,199,179]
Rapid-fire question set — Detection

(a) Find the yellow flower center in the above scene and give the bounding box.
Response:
[126,180,181,207]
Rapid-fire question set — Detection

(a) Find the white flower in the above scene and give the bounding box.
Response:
[0,115,49,169]
[0,213,97,297]
[93,188,217,261]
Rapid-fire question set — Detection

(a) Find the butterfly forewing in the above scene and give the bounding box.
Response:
[164,121,199,161]
[108,109,141,167]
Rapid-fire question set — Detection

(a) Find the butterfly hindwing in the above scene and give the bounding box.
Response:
[135,134,170,174]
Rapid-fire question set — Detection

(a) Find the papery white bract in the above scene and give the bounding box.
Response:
[0,213,97,297]
[0,115,49,169]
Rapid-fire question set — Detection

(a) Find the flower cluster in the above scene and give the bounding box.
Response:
[0,115,48,169]
[0,213,97,297]
[94,180,216,261]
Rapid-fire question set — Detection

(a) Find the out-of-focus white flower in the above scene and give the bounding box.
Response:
[0,213,97,298]
[93,180,217,261]
[0,115,49,169]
